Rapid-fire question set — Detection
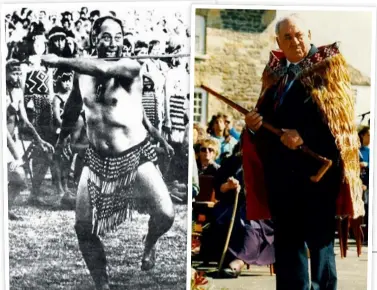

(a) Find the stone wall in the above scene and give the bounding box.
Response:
[195,9,277,123]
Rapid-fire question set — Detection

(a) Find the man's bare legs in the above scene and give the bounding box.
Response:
[74,167,109,290]
[134,161,175,270]
[74,161,174,288]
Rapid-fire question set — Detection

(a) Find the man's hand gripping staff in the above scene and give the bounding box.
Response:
[201,85,332,183]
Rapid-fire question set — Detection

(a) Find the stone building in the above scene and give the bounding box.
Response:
[194,9,371,126]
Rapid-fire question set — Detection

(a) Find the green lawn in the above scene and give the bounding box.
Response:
[8,186,188,290]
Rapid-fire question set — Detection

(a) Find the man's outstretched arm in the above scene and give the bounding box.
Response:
[41,54,140,80]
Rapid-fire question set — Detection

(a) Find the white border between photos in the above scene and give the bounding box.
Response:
[187,4,196,289]
[190,3,377,290]
[367,8,376,290]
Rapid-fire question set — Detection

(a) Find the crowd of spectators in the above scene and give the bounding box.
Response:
[5,7,190,61]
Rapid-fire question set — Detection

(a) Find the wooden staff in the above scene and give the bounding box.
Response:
[218,186,240,273]
[201,85,332,183]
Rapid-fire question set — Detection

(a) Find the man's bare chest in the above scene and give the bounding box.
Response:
[77,75,143,126]
[78,75,124,107]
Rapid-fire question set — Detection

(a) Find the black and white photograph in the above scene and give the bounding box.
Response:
[2,2,191,289]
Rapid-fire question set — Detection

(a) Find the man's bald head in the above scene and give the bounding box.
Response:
[275,14,312,63]
[275,14,309,36]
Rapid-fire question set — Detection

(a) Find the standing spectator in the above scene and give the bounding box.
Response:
[165,38,189,143]
[22,28,56,205]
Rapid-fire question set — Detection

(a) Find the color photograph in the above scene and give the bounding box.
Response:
[191,6,375,290]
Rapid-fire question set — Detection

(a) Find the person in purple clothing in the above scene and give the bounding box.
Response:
[199,143,275,278]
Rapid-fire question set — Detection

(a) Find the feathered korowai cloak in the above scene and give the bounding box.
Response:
[242,42,365,221]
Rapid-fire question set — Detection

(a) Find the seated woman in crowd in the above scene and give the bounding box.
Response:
[193,122,208,160]
[207,113,237,164]
[196,138,220,176]
[199,142,275,278]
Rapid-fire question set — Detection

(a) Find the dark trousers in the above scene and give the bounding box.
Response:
[273,214,337,290]
[266,166,340,290]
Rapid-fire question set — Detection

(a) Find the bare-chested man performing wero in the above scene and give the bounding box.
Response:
[42,16,175,289]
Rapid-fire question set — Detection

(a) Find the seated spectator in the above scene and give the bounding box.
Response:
[207,113,237,164]
[199,143,275,278]
[197,138,220,176]
[192,148,200,199]
[193,122,208,159]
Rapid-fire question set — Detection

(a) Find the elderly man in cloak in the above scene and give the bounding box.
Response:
[244,14,364,290]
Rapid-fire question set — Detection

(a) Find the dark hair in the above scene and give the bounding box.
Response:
[123,38,132,48]
[207,113,230,137]
[358,126,370,144]
[48,39,75,58]
[61,18,70,26]
[54,68,73,92]
[21,8,28,17]
[6,59,21,74]
[148,40,160,54]
[134,40,148,55]
[90,16,124,48]
[24,23,46,56]
[90,10,101,18]
[23,18,31,26]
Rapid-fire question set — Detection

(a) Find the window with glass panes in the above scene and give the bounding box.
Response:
[195,15,205,55]
[193,88,207,123]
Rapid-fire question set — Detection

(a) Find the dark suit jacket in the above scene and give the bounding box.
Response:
[253,45,342,217]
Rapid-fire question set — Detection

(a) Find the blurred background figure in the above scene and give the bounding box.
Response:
[207,114,238,164]
[358,126,370,243]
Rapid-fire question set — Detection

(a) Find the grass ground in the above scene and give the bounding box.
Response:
[8,183,188,290]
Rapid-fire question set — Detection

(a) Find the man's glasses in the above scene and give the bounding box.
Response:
[200,147,214,153]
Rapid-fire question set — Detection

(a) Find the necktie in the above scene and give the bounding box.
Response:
[274,64,296,110]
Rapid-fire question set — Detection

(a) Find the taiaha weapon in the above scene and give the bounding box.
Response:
[124,53,190,60]
[22,53,191,66]
[201,85,333,183]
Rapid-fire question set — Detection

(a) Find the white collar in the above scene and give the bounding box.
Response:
[286,59,301,67]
